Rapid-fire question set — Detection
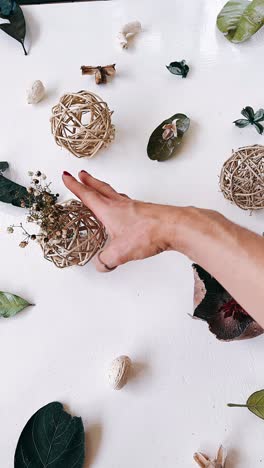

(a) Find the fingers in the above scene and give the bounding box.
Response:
[62,171,101,212]
[93,241,130,272]
[78,170,120,199]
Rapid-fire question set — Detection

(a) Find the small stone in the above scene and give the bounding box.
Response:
[108,355,131,390]
[27,80,45,104]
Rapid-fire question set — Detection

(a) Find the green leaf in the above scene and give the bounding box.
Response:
[228,389,264,420]
[217,0,264,43]
[241,106,255,121]
[254,122,264,134]
[0,0,15,16]
[0,161,9,172]
[233,118,250,127]
[0,3,27,55]
[0,173,28,207]
[166,60,190,78]
[147,113,190,162]
[15,402,85,468]
[0,291,31,318]
[254,108,264,122]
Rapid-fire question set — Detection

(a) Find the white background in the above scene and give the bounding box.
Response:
[1,0,264,466]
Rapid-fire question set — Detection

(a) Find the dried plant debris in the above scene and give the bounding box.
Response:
[81,64,116,85]
[0,0,27,54]
[166,60,189,78]
[217,0,264,44]
[194,445,226,467]
[193,264,263,341]
[15,402,85,468]
[228,389,264,420]
[117,20,142,48]
[147,113,190,162]
[234,106,264,134]
[0,162,29,207]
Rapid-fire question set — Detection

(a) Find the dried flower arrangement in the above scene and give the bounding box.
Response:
[220,145,264,211]
[166,60,190,78]
[217,0,264,44]
[0,0,27,54]
[8,171,107,268]
[147,113,190,161]
[193,264,263,341]
[81,64,116,85]
[51,90,115,159]
[234,106,264,134]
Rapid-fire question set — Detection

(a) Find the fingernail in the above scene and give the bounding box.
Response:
[79,170,89,175]
[63,171,72,177]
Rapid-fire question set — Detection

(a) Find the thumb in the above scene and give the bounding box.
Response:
[93,240,130,272]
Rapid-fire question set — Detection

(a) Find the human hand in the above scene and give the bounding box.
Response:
[62,170,184,272]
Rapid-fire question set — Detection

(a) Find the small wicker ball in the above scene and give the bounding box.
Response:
[50,90,115,159]
[40,200,107,268]
[220,145,264,210]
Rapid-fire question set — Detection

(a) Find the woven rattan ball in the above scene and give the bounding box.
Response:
[220,145,264,211]
[50,90,115,158]
[40,200,107,268]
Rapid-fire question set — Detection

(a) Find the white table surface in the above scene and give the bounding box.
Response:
[1,0,264,466]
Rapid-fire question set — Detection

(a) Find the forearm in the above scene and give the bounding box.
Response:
[165,206,264,327]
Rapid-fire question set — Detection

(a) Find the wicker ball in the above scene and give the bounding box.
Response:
[220,145,264,210]
[50,90,115,158]
[40,200,107,268]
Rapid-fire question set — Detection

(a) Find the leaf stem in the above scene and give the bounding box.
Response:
[21,41,27,55]
[227,403,247,407]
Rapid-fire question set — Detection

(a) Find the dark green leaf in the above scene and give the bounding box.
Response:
[0,173,29,207]
[166,60,190,78]
[0,0,15,15]
[0,3,27,54]
[0,161,9,172]
[254,122,264,134]
[147,113,190,162]
[217,0,264,43]
[254,108,264,122]
[241,106,254,121]
[15,402,85,468]
[228,389,264,420]
[233,118,250,127]
[0,291,32,318]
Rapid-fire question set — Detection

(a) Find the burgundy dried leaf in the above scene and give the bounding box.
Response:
[192,264,263,341]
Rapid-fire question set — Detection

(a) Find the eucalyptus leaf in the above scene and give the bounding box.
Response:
[254,122,263,134]
[147,113,190,162]
[217,0,264,43]
[0,291,31,318]
[0,0,15,15]
[233,118,250,127]
[0,173,28,207]
[254,108,264,122]
[15,402,85,468]
[241,106,254,121]
[228,389,264,420]
[234,106,264,133]
[166,60,189,78]
[0,161,9,172]
[0,2,27,54]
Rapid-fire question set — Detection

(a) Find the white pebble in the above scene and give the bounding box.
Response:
[27,80,45,104]
[117,21,142,49]
[108,355,131,390]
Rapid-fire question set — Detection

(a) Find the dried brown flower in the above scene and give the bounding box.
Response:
[81,64,116,85]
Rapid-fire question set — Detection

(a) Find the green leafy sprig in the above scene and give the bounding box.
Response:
[234,106,264,134]
[0,291,32,318]
[228,389,264,420]
[0,0,27,55]
[166,60,190,78]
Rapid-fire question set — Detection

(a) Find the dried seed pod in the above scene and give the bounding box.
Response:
[108,355,131,390]
[26,80,45,104]
[194,445,226,467]
[117,21,142,49]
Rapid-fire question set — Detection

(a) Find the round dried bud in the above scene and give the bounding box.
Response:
[43,237,49,243]
[56,193,60,198]
[19,241,28,248]
[34,190,40,196]
[30,234,36,240]
[27,187,34,194]
[55,230,61,237]
[33,179,39,184]
[41,174,47,180]
[7,227,14,234]
[36,171,41,177]
[28,171,34,177]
